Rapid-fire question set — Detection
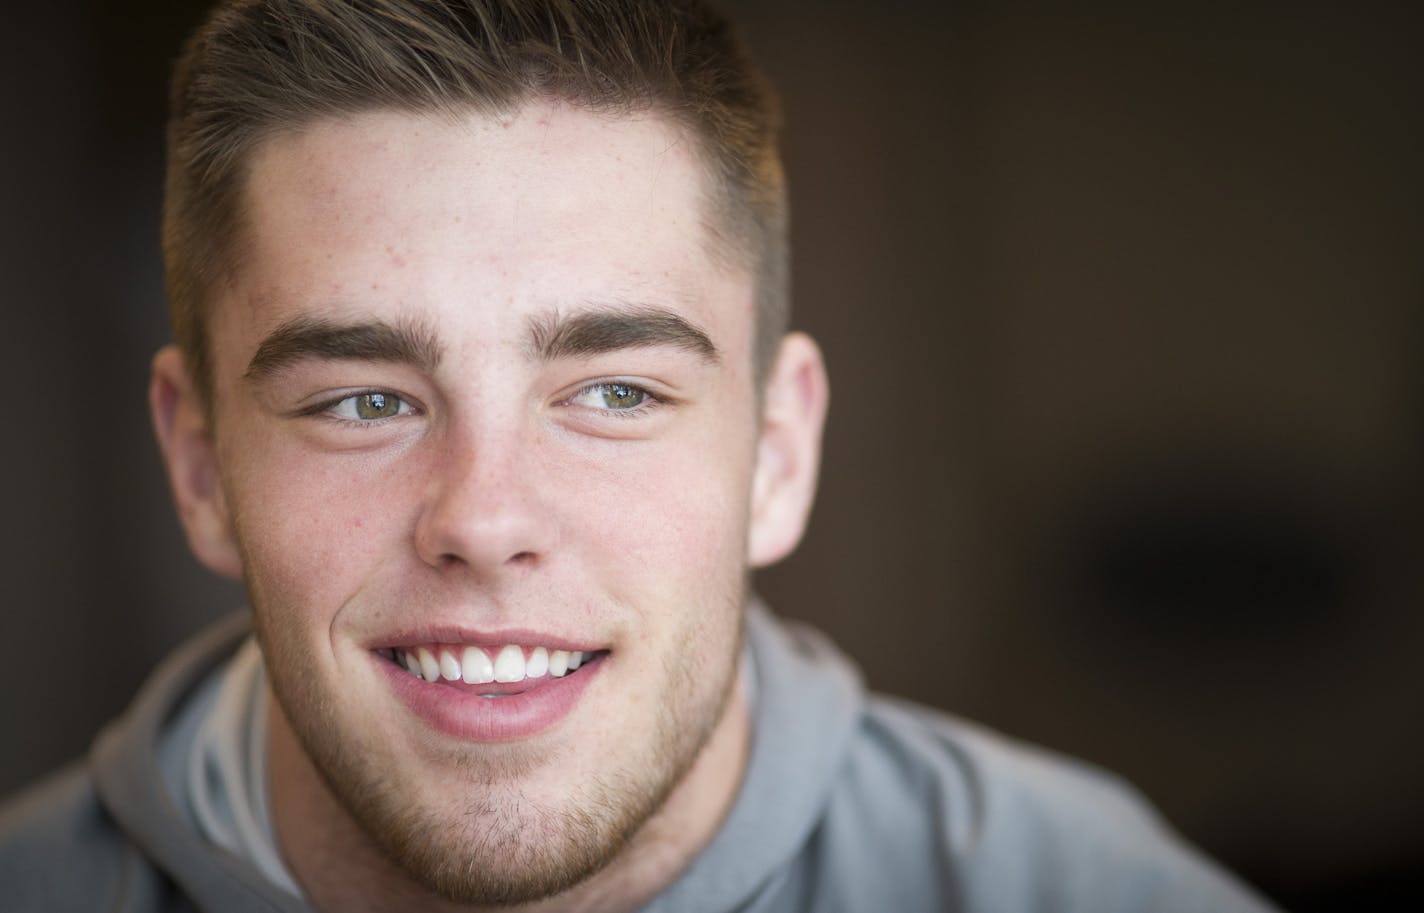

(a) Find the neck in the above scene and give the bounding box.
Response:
[267,673,751,913]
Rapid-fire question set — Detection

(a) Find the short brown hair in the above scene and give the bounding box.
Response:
[163,0,788,409]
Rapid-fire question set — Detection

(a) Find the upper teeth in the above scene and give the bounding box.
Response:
[398,645,586,684]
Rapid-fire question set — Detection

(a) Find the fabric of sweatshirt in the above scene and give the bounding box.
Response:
[0,606,1282,913]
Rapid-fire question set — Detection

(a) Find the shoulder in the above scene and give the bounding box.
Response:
[808,695,1281,913]
[850,695,1166,847]
[0,762,164,911]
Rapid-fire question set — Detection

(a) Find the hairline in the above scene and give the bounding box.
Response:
[188,94,773,418]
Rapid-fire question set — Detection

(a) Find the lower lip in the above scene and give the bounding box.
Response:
[378,653,603,742]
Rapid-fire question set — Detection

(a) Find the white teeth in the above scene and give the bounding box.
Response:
[416,647,440,683]
[438,648,461,681]
[493,644,526,682]
[461,645,494,684]
[400,644,592,683]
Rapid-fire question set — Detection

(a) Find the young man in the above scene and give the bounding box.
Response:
[0,2,1279,911]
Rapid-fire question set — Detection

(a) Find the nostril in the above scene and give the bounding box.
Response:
[508,551,537,565]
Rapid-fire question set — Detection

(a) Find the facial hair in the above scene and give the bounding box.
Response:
[253,594,743,906]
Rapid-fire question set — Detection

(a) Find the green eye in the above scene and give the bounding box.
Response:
[564,381,658,415]
[600,384,646,409]
[354,392,402,419]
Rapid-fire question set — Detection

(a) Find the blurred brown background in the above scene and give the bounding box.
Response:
[2,2,1419,910]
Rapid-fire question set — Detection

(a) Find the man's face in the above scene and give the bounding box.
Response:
[197,103,770,901]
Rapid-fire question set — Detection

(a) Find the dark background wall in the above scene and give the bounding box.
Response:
[2,3,1419,910]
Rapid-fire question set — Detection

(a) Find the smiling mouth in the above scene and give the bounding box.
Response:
[378,644,607,693]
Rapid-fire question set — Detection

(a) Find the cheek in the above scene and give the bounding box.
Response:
[559,433,755,594]
[223,432,426,604]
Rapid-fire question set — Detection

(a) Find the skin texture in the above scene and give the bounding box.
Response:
[150,102,828,912]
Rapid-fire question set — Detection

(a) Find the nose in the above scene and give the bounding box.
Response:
[414,426,557,576]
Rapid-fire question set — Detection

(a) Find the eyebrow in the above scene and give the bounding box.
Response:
[244,316,443,381]
[527,304,720,364]
[243,304,718,381]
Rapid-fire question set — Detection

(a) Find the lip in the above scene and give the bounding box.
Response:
[377,648,605,741]
[369,627,600,653]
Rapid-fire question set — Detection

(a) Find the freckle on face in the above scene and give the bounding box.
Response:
[222,104,759,906]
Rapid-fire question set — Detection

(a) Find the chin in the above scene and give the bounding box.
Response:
[257,600,743,905]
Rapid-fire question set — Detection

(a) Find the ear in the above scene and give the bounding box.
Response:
[748,332,830,567]
[149,345,244,580]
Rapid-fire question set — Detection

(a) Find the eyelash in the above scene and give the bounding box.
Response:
[563,380,665,417]
[296,381,666,426]
[298,390,421,426]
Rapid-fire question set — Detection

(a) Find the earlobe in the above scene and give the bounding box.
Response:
[149,345,244,580]
[748,332,829,568]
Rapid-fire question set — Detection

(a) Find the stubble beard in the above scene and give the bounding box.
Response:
[255,595,744,906]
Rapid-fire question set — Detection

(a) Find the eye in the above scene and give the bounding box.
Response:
[327,391,415,421]
[566,382,655,413]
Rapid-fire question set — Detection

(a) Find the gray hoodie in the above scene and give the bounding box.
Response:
[0,608,1281,912]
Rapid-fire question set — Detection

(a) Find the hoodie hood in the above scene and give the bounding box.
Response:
[643,603,865,912]
[87,604,866,913]
[91,613,308,913]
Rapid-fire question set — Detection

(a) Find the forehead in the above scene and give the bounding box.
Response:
[214,103,753,374]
